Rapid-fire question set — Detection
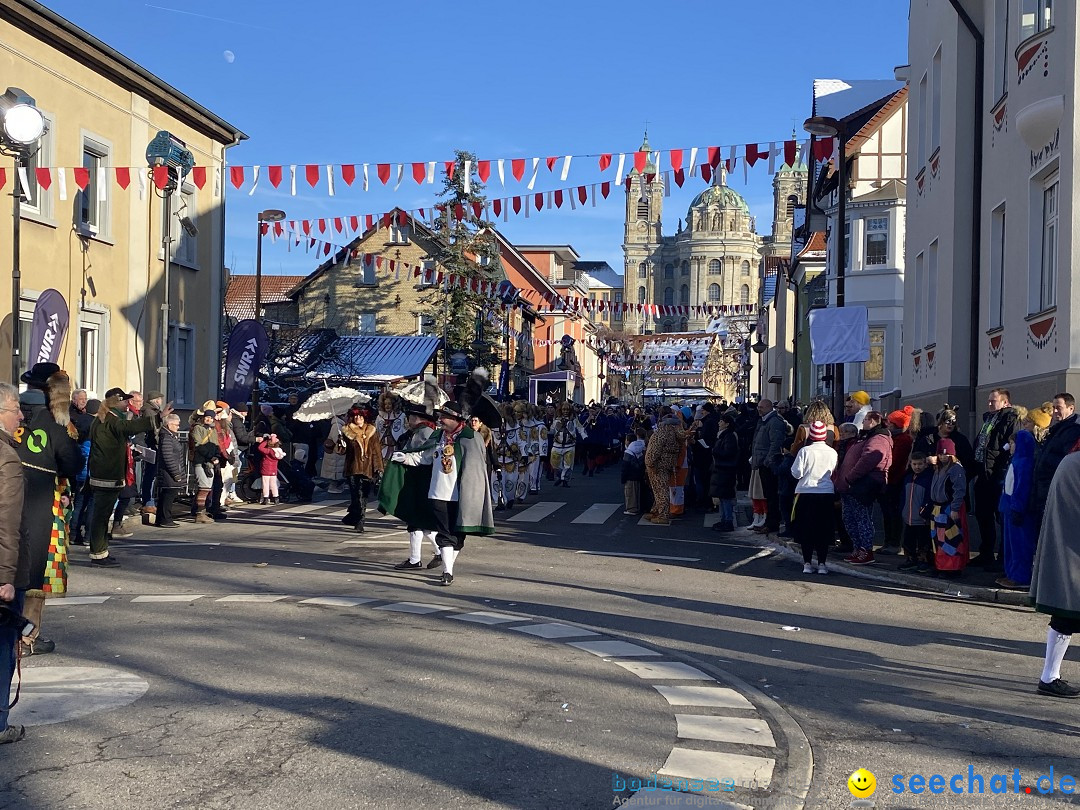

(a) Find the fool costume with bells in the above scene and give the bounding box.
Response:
[549,402,586,487]
[521,404,549,495]
[493,403,522,508]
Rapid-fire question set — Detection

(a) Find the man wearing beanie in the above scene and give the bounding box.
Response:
[972,389,1019,569]
[844,391,872,430]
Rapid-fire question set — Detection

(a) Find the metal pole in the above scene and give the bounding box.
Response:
[833,128,848,420]
[252,218,263,419]
[158,182,172,401]
[10,155,21,385]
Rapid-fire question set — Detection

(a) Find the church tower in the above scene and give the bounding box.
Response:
[621,133,663,333]
[765,142,808,257]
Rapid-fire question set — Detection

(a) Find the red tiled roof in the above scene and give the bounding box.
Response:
[798,232,827,257]
[225,274,306,320]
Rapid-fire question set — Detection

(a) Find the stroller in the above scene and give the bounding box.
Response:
[236,446,315,503]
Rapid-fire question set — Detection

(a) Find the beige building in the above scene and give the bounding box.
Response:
[0,0,245,407]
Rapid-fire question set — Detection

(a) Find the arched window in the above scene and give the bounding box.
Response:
[638,261,648,279]
[663,320,674,333]
[679,317,689,332]
[680,260,690,276]
[712,213,721,230]
[664,263,674,279]
[708,259,721,275]
[786,194,798,219]
[741,260,751,276]
[729,215,737,230]
[741,285,750,305]
[637,197,649,219]
[664,287,674,306]
[679,284,689,305]
[708,283,721,301]
[638,286,646,304]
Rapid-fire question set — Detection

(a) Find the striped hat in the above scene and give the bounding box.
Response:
[808,420,828,442]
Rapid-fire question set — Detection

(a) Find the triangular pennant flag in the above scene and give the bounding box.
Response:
[578,185,587,205]
[534,192,543,210]
[317,219,326,234]
[267,165,283,188]
[349,215,359,232]
[0,168,5,190]
[334,217,343,233]
[114,167,131,190]
[545,156,558,171]
[512,196,522,215]
[453,203,464,220]
[377,163,391,184]
[493,199,502,217]
[472,201,483,219]
[600,181,610,199]
[229,166,244,189]
[154,165,170,189]
[326,165,336,196]
[669,149,683,171]
[412,162,426,184]
[634,151,647,172]
[56,167,67,201]
[511,159,525,181]
[674,169,685,187]
[554,189,563,208]
[248,165,260,196]
[365,214,374,231]
[560,155,572,181]
[301,220,312,235]
[813,137,835,162]
[381,212,393,228]
[477,160,491,182]
[463,160,472,193]
[527,157,539,190]
[784,139,797,166]
[341,165,356,186]
[708,146,721,168]
[444,161,455,180]
[305,164,319,187]
[598,153,612,171]
[397,210,408,226]
[701,164,712,183]
[34,167,52,190]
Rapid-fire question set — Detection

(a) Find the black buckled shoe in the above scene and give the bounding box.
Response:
[393,559,422,570]
[1038,679,1080,699]
[426,555,443,569]
[438,573,454,586]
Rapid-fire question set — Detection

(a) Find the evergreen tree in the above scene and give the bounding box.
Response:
[423,149,502,368]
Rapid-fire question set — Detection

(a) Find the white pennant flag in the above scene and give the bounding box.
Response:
[326,165,336,196]
[663,171,671,197]
[767,142,777,175]
[728,144,737,174]
[590,184,596,207]
[560,155,572,181]
[426,161,436,184]
[138,167,147,200]
[689,146,699,176]
[569,189,576,210]
[614,153,625,185]
[524,194,530,218]
[96,167,107,203]
[248,165,260,196]
[56,167,67,202]
[394,163,403,191]
[502,200,508,222]
[463,160,472,193]
[527,157,539,190]
[497,159,505,187]
[16,167,32,206]
[289,165,297,196]
[802,139,812,165]
[363,163,369,191]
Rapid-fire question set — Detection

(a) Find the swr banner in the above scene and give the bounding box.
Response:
[28,289,69,366]
[222,319,268,406]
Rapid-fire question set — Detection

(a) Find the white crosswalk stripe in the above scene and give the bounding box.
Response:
[571,503,621,524]
[507,502,565,522]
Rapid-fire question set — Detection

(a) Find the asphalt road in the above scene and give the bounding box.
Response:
[2,467,1077,809]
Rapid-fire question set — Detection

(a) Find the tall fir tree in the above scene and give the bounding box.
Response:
[423,149,502,367]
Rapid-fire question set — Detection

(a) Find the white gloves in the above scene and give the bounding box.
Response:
[391,452,406,463]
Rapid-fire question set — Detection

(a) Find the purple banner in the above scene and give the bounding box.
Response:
[222,319,269,406]
[28,289,69,366]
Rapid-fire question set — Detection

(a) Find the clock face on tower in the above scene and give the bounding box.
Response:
[637,222,648,231]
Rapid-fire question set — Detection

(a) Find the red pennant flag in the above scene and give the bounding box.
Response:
[701,164,712,183]
[624,177,633,192]
[784,139,797,166]
[444,161,455,180]
[726,158,736,174]
[669,149,683,171]
[305,165,320,186]
[545,156,558,171]
[154,165,170,189]
[554,190,563,208]
[376,256,383,270]
[493,199,502,217]
[365,214,374,231]
[708,146,721,168]
[73,167,89,190]
[472,201,483,218]
[512,196,522,214]
[389,260,396,273]
[317,219,326,234]
[634,151,647,172]
[381,212,393,228]
[341,165,356,186]
[267,165,283,188]
[674,169,685,188]
[377,164,391,184]
[813,138,835,162]
[334,218,343,233]
[534,193,543,210]
[324,243,331,256]
[412,163,426,184]
[115,167,131,190]
[273,222,284,237]
[745,144,769,167]
[229,166,244,188]
[598,154,612,171]
[578,185,587,204]
[349,216,359,232]
[397,210,408,226]
[301,220,312,235]
[0,168,5,190]
[601,181,610,199]
[477,160,491,182]
[511,159,525,181]
[34,168,51,190]
[453,203,464,220]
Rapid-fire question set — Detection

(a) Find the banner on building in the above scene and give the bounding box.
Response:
[808,306,870,365]
[27,289,69,366]
[222,319,269,406]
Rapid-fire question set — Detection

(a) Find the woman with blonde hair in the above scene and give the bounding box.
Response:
[790,400,838,454]
[1025,403,1053,443]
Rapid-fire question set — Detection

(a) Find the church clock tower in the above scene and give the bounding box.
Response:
[622,133,664,333]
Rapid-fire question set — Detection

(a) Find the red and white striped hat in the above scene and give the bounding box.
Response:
[808,420,828,442]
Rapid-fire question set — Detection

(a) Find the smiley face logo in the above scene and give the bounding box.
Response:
[847,768,876,798]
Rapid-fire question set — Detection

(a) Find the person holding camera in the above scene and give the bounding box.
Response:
[0,381,29,744]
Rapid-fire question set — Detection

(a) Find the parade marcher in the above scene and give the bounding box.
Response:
[844,391,872,431]
[214,402,240,511]
[1028,451,1080,698]
[375,391,407,466]
[549,401,586,488]
[521,404,548,496]
[0,381,28,744]
[621,430,646,516]
[928,438,970,576]
[710,411,740,533]
[494,402,523,507]
[997,429,1038,589]
[341,405,383,532]
[88,389,167,565]
[972,389,1019,569]
[320,409,347,494]
[750,399,787,534]
[512,401,532,503]
[644,410,684,526]
[790,420,838,574]
[14,365,81,656]
[188,408,221,525]
[390,402,495,586]
[256,434,286,504]
[391,400,441,570]
[155,413,184,528]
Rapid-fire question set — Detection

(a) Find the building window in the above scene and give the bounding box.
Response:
[708,259,721,275]
[168,324,195,408]
[417,314,436,336]
[679,285,689,305]
[989,204,1006,329]
[786,194,798,220]
[389,223,409,244]
[638,286,646,304]
[741,260,750,276]
[914,251,925,348]
[680,260,689,276]
[863,328,885,383]
[638,261,648,279]
[637,197,649,219]
[917,73,928,166]
[614,291,623,322]
[21,112,53,219]
[76,307,108,397]
[417,259,436,287]
[1021,0,1053,39]
[358,312,377,334]
[663,287,674,306]
[994,0,1009,100]
[843,220,851,270]
[167,183,198,267]
[1038,175,1058,311]
[927,240,938,345]
[708,283,721,301]
[740,285,750,305]
[80,135,111,236]
[931,47,942,154]
[864,216,889,266]
[664,263,674,279]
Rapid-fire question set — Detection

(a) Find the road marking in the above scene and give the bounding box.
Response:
[299,596,379,607]
[574,550,701,563]
[130,595,206,603]
[653,685,754,709]
[373,602,452,614]
[9,666,149,727]
[675,714,777,747]
[659,748,775,789]
[512,623,601,639]
[567,640,661,657]
[507,502,565,522]
[611,661,714,681]
[450,611,524,625]
[571,503,622,524]
[215,594,290,603]
[724,549,772,573]
[339,540,410,545]
[44,596,110,606]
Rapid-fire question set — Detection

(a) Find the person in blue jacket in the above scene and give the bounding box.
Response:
[998,428,1038,589]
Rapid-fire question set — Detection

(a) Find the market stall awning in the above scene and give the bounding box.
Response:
[643,387,720,400]
[303,335,441,383]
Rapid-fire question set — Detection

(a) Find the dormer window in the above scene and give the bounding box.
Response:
[389,224,409,244]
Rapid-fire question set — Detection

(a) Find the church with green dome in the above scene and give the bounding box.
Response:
[620,136,806,334]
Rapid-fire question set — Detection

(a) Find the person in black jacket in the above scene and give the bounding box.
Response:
[971,389,1019,568]
[1031,394,1080,530]
[156,414,185,528]
[710,411,740,533]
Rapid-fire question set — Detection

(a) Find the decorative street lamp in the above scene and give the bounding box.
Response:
[252,208,286,417]
[0,88,46,384]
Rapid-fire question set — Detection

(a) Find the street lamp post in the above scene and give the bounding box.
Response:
[253,209,286,418]
[0,88,45,384]
[803,115,848,419]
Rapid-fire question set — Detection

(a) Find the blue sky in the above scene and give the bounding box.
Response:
[43,0,910,279]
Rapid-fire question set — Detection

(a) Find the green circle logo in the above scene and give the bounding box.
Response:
[25,429,47,454]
